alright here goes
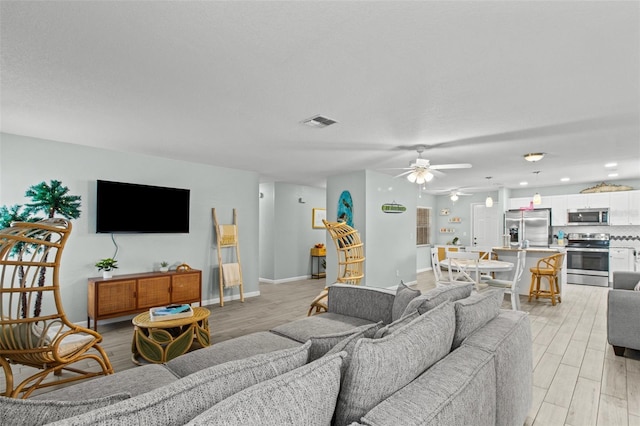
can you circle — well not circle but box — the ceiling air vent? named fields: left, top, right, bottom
left=301, top=115, right=338, bottom=128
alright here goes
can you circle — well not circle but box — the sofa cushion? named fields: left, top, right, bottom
left=270, top=312, right=374, bottom=343
left=452, top=288, right=504, bottom=349
left=403, top=283, right=473, bottom=316
left=462, top=310, right=532, bottom=426
left=32, top=364, right=178, bottom=401
left=358, top=345, right=496, bottom=426
left=165, top=331, right=301, bottom=378
left=185, top=353, right=345, bottom=425
left=0, top=393, right=130, bottom=426
left=334, top=301, right=456, bottom=426
left=373, top=310, right=419, bottom=339
left=391, top=281, right=421, bottom=321
left=47, top=342, right=311, bottom=426
left=327, top=284, right=396, bottom=324
left=308, top=322, right=382, bottom=362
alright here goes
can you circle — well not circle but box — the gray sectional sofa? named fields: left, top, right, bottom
left=0, top=282, right=533, bottom=426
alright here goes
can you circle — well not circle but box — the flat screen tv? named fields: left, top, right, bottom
left=96, top=180, right=190, bottom=233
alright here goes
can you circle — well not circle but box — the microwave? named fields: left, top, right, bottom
left=567, top=208, right=609, bottom=225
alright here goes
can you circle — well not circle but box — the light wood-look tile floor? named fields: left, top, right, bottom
left=2, top=272, right=638, bottom=426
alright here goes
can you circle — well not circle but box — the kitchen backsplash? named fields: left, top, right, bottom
left=552, top=225, right=640, bottom=250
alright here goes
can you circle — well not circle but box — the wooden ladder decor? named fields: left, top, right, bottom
left=212, top=208, right=244, bottom=307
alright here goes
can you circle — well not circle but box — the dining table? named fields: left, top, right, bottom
left=442, top=258, right=514, bottom=285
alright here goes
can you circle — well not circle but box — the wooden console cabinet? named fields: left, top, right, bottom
left=88, top=269, right=202, bottom=330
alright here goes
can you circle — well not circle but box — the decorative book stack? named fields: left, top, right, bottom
left=149, top=304, right=194, bottom=322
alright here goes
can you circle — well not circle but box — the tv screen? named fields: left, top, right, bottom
left=96, top=180, right=190, bottom=233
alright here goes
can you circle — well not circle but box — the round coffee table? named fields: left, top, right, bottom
left=131, top=306, right=211, bottom=364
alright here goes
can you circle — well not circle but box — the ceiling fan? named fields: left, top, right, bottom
left=393, top=146, right=472, bottom=185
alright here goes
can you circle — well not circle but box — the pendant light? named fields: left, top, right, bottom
left=532, top=171, right=542, bottom=205
left=485, top=177, right=493, bottom=207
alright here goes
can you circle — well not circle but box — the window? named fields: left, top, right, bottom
left=416, top=207, right=431, bottom=245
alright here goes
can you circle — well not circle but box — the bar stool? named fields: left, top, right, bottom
left=528, top=253, right=565, bottom=306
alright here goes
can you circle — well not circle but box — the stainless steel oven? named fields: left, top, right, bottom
left=566, top=233, right=610, bottom=287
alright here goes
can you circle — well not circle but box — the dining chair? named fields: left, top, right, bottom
left=528, top=252, right=565, bottom=306
left=446, top=251, right=481, bottom=287
left=482, top=249, right=526, bottom=310
left=431, top=247, right=451, bottom=286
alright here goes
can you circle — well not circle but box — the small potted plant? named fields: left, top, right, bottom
left=159, top=261, right=169, bottom=273
left=95, top=258, right=118, bottom=279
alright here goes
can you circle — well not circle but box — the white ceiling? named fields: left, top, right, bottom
left=1, top=1, right=639, bottom=193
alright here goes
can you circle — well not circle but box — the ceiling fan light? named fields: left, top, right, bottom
left=524, top=153, right=545, bottom=162
left=450, top=193, right=459, bottom=202
left=424, top=171, right=434, bottom=182
left=485, top=195, right=493, bottom=207
left=406, top=172, right=417, bottom=183
left=416, top=174, right=426, bottom=185
left=532, top=192, right=542, bottom=205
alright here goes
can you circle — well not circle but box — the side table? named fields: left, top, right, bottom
left=311, top=254, right=326, bottom=279
left=131, top=306, right=211, bottom=364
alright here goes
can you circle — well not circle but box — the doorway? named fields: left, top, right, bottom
left=471, top=203, right=501, bottom=248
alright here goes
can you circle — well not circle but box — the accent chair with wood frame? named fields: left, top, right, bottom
left=0, top=219, right=113, bottom=398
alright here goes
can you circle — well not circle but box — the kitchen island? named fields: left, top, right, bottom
left=493, top=247, right=567, bottom=297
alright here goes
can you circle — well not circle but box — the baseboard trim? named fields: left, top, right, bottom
left=417, top=267, right=433, bottom=273
left=259, top=275, right=311, bottom=284
left=203, top=291, right=260, bottom=307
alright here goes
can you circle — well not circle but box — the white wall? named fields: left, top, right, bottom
left=326, top=170, right=417, bottom=288
left=0, top=133, right=260, bottom=323
left=259, top=182, right=326, bottom=282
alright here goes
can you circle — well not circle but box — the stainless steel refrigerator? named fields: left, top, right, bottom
left=505, top=209, right=551, bottom=248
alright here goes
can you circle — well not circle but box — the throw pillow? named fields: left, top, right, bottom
left=391, top=281, right=421, bottom=321
left=403, top=282, right=473, bottom=317
left=334, top=301, right=456, bottom=426
left=452, top=288, right=505, bottom=349
left=308, top=322, right=382, bottom=362
left=185, top=353, right=345, bottom=425
left=634, top=280, right=640, bottom=291
left=373, top=310, right=420, bottom=339
left=46, top=342, right=311, bottom=426
left=0, top=393, right=130, bottom=426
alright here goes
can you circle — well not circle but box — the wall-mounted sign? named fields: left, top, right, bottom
left=381, top=202, right=406, bottom=214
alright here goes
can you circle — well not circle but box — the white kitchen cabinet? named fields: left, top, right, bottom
left=628, top=191, right=640, bottom=225
left=566, top=193, right=610, bottom=210
left=609, top=247, right=635, bottom=282
left=508, top=197, right=531, bottom=210
left=608, top=190, right=640, bottom=225
left=550, top=195, right=568, bottom=226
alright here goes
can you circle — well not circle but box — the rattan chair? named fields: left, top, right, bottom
left=0, top=219, right=113, bottom=398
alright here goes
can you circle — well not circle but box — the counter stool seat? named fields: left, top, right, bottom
left=528, top=253, right=565, bottom=306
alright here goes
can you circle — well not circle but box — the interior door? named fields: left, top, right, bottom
left=472, top=203, right=501, bottom=248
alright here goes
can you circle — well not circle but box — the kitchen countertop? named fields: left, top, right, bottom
left=493, top=247, right=565, bottom=253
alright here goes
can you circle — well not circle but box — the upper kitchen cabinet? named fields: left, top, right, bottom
left=610, top=190, right=640, bottom=225
left=550, top=195, right=568, bottom=226
left=509, top=197, right=532, bottom=210
left=566, top=193, right=610, bottom=210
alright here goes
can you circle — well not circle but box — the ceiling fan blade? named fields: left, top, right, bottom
left=431, top=169, right=446, bottom=177
left=429, top=163, right=473, bottom=170
left=393, top=170, right=413, bottom=178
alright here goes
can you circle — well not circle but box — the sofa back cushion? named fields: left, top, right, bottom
left=185, top=353, right=345, bottom=425
left=373, top=310, right=420, bottom=339
left=308, top=322, right=382, bottom=362
left=391, top=281, right=421, bottom=321
left=47, top=342, right=311, bottom=426
left=452, top=288, right=504, bottom=349
left=328, top=284, right=396, bottom=324
left=403, top=283, right=473, bottom=317
left=0, top=394, right=130, bottom=426
left=334, top=302, right=456, bottom=426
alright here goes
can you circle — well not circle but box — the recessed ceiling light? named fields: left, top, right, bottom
left=524, top=153, right=545, bottom=162
left=560, top=177, right=570, bottom=182
left=520, top=181, right=528, bottom=186
left=608, top=173, right=619, bottom=177
left=605, top=162, right=618, bottom=168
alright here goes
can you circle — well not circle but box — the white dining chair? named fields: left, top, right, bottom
left=446, top=251, right=481, bottom=287
left=431, top=247, right=451, bottom=286
left=482, top=249, right=526, bottom=310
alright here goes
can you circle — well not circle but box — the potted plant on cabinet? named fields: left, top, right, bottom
left=159, top=261, right=169, bottom=273
left=95, top=258, right=118, bottom=279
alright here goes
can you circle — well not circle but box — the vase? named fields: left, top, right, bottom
left=160, top=267, right=169, bottom=273
left=103, top=270, right=112, bottom=279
